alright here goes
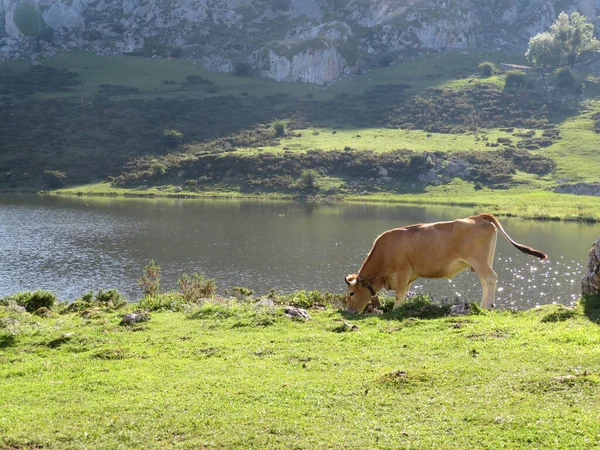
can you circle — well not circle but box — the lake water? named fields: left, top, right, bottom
left=0, top=195, right=597, bottom=309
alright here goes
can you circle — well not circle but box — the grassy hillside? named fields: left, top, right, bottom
left=2, top=292, right=600, bottom=449
left=2, top=50, right=600, bottom=220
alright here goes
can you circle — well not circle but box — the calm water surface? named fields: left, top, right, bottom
left=0, top=195, right=597, bottom=309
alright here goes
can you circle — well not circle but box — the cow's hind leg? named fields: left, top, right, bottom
left=472, top=264, right=497, bottom=309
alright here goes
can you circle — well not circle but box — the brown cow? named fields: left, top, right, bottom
left=344, top=213, right=547, bottom=313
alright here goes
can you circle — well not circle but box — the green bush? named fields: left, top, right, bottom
left=138, top=293, right=185, bottom=312
left=14, top=1, right=45, bottom=37
left=272, top=120, right=286, bottom=137
left=299, top=169, right=319, bottom=190
left=42, top=170, right=67, bottom=188
left=504, top=70, right=527, bottom=87
left=555, top=67, right=576, bottom=89
left=478, top=61, right=496, bottom=77
left=1, top=290, right=57, bottom=312
left=64, top=289, right=126, bottom=313
left=275, top=290, right=344, bottom=309
left=271, top=0, right=291, bottom=11
left=233, top=62, right=253, bottom=77
left=139, top=260, right=161, bottom=296
left=384, top=294, right=451, bottom=319
left=232, top=287, right=254, bottom=299
left=162, top=129, right=184, bottom=149
left=178, top=273, right=217, bottom=302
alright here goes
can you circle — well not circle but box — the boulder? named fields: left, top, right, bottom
left=582, top=238, right=600, bottom=296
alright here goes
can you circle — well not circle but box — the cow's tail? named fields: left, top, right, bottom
left=479, top=213, right=547, bottom=260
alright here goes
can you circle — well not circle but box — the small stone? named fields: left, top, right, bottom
left=332, top=321, right=359, bottom=332
left=34, top=307, right=53, bottom=318
left=79, top=308, right=102, bottom=319
left=448, top=304, right=470, bottom=316
left=120, top=310, right=150, bottom=325
left=284, top=306, right=311, bottom=320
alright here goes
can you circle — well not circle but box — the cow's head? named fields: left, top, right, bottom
left=344, top=274, right=374, bottom=314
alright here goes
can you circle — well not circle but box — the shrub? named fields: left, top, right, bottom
left=95, top=289, right=126, bottom=309
left=169, top=47, right=184, bottom=58
left=232, top=287, right=254, bottom=299
left=13, top=1, right=45, bottom=37
left=271, top=0, right=291, bottom=11
left=162, top=129, right=184, bottom=149
left=385, top=294, right=451, bottom=319
left=1, top=290, right=57, bottom=312
left=478, top=61, right=496, bottom=77
left=555, top=67, right=576, bottom=89
left=178, top=273, right=217, bottom=302
left=275, top=290, right=344, bottom=309
left=64, top=289, right=126, bottom=313
left=138, top=293, right=185, bottom=312
left=139, top=260, right=161, bottom=296
left=272, top=120, right=286, bottom=137
left=186, top=300, right=280, bottom=327
left=299, top=169, right=319, bottom=190
left=233, top=62, right=253, bottom=77
left=504, top=70, right=527, bottom=87
left=36, top=26, right=54, bottom=43
left=43, top=170, right=67, bottom=188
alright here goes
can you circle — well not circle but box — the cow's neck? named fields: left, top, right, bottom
left=359, top=252, right=385, bottom=293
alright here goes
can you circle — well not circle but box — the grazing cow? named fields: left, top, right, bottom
left=344, top=213, right=547, bottom=313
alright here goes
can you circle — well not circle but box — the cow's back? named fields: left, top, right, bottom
left=375, top=217, right=494, bottom=279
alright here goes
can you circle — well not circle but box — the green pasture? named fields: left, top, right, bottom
left=2, top=296, right=600, bottom=449
left=3, top=50, right=600, bottom=221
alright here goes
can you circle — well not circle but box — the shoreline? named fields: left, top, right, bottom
left=31, top=185, right=600, bottom=223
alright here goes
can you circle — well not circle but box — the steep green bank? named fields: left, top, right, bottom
left=2, top=292, right=600, bottom=449
left=2, top=51, right=600, bottom=221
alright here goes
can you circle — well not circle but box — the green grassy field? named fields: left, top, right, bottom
left=2, top=295, right=600, bottom=449
left=3, top=50, right=600, bottom=221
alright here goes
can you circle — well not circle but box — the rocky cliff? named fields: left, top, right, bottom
left=2, top=0, right=600, bottom=84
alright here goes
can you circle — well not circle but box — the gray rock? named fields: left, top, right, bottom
left=255, top=298, right=275, bottom=307
left=443, top=158, right=472, bottom=178
left=582, top=238, right=600, bottom=296
left=283, top=306, right=311, bottom=320
left=554, top=183, right=600, bottom=196
left=448, top=303, right=470, bottom=316
left=418, top=168, right=439, bottom=184
left=378, top=168, right=388, bottom=177
left=120, top=310, right=150, bottom=325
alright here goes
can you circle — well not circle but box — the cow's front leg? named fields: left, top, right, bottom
left=393, top=275, right=412, bottom=309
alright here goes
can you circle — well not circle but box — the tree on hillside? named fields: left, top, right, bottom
left=526, top=11, right=600, bottom=69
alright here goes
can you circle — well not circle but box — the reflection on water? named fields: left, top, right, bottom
left=0, top=194, right=597, bottom=309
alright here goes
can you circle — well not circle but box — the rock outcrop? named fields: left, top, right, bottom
left=2, top=0, right=600, bottom=83
left=582, top=238, right=600, bottom=296
left=554, top=183, right=600, bottom=196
